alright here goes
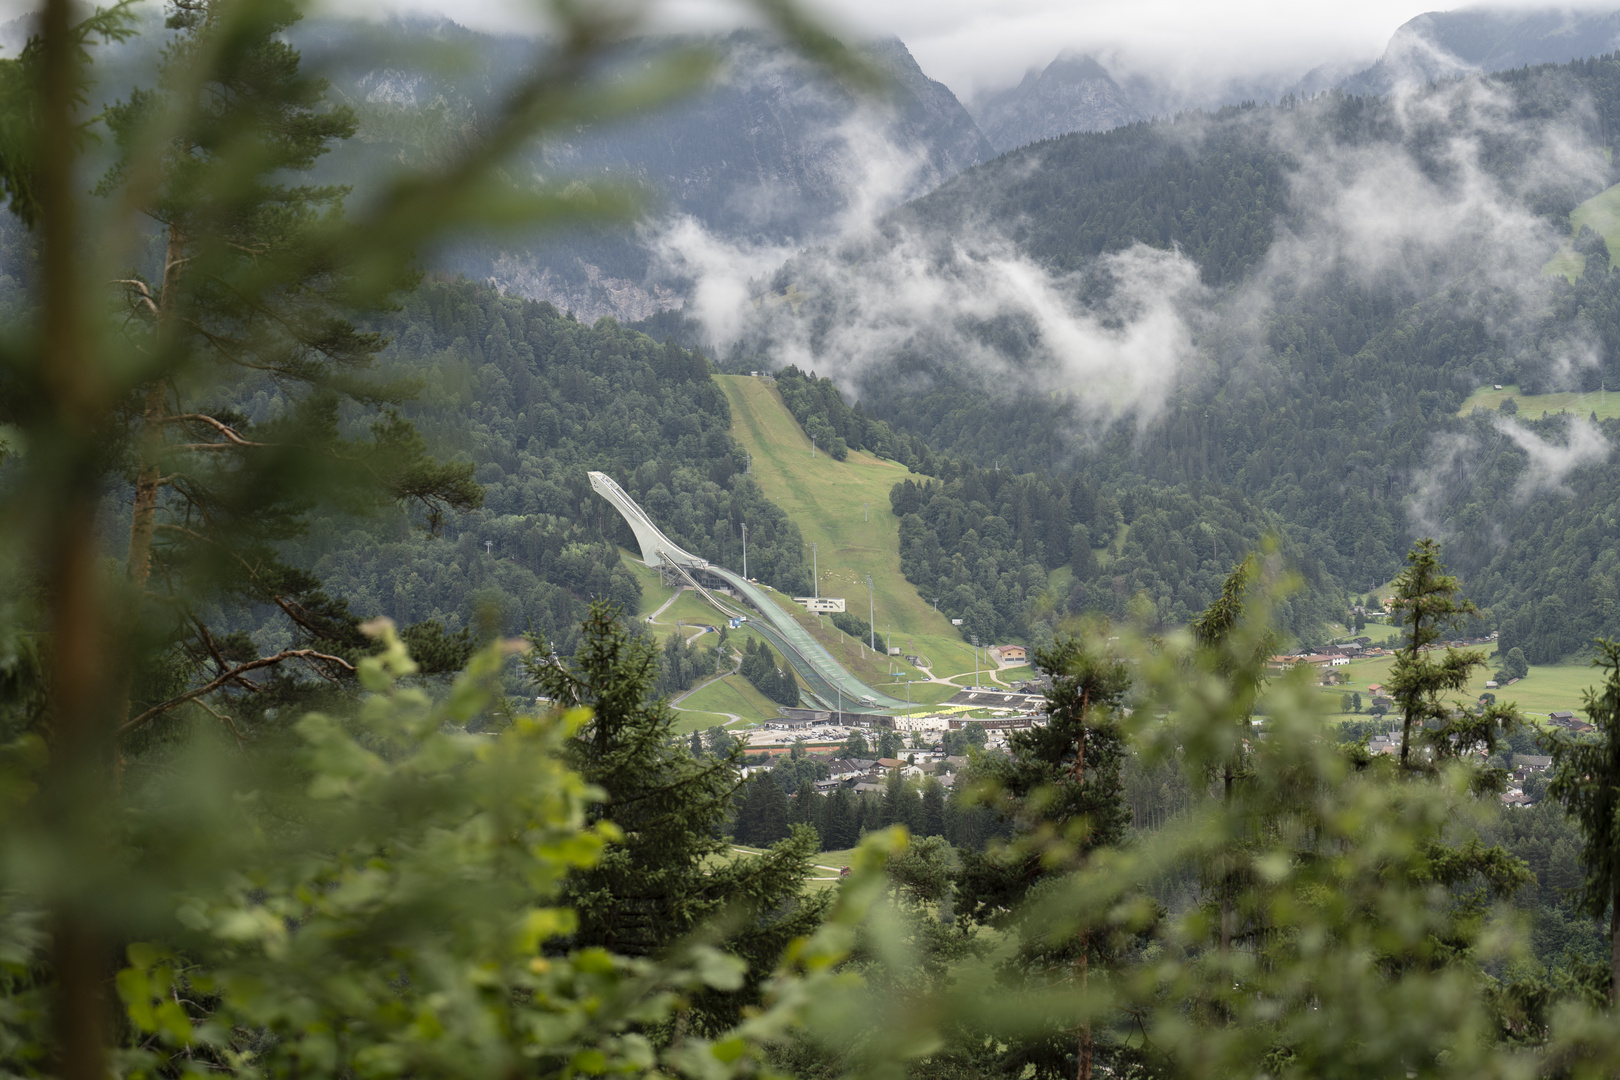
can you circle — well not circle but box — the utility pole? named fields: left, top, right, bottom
left=811, top=542, right=818, bottom=599
left=484, top=540, right=493, bottom=556
left=866, top=574, right=875, bottom=654
left=741, top=523, right=748, bottom=580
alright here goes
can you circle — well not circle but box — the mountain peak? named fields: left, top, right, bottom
left=972, top=52, right=1143, bottom=154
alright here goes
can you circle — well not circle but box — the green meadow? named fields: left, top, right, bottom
left=716, top=375, right=1011, bottom=680
left=1458, top=383, right=1620, bottom=421
left=1545, top=180, right=1620, bottom=281
left=1321, top=652, right=1606, bottom=718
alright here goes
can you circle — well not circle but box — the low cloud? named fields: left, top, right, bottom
left=1408, top=413, right=1612, bottom=537
left=1494, top=413, right=1611, bottom=501
left=658, top=211, right=1207, bottom=424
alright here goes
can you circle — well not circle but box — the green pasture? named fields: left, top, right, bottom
left=647, top=590, right=724, bottom=632
left=1458, top=383, right=1620, bottom=421
left=1320, top=652, right=1605, bottom=717
left=676, top=674, right=782, bottom=725
left=669, top=708, right=734, bottom=735
left=716, top=375, right=990, bottom=676
left=1546, top=181, right=1620, bottom=281
left=621, top=551, right=677, bottom=615
left=872, top=679, right=956, bottom=709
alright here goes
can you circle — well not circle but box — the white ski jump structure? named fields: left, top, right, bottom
left=587, top=470, right=906, bottom=713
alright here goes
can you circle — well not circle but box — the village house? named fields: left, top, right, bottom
left=992, top=644, right=1027, bottom=664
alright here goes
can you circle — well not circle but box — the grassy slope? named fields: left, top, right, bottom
left=1319, top=653, right=1604, bottom=718
left=676, top=674, right=782, bottom=727
left=716, top=374, right=988, bottom=679
left=1457, top=383, right=1620, bottom=421
left=1548, top=182, right=1620, bottom=281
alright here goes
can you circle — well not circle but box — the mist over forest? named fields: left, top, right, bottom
left=9, top=0, right=1620, bottom=1076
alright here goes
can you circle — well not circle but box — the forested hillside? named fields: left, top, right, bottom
left=258, top=279, right=810, bottom=655
left=734, top=53, right=1620, bottom=659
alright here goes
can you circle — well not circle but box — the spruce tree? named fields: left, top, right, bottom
left=1389, top=539, right=1517, bottom=780
left=920, top=777, right=946, bottom=837
left=824, top=787, right=858, bottom=849
left=526, top=603, right=824, bottom=1029
left=957, top=633, right=1132, bottom=1079
left=98, top=0, right=482, bottom=743
left=1190, top=555, right=1270, bottom=954
left=791, top=781, right=823, bottom=842
left=1545, top=639, right=1620, bottom=1001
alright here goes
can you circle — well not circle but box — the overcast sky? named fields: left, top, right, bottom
left=7, top=0, right=1614, bottom=101
left=298, top=0, right=1620, bottom=100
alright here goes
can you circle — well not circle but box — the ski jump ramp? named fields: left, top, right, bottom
left=587, top=471, right=906, bottom=713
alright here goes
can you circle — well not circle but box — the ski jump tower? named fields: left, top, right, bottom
left=587, top=471, right=907, bottom=713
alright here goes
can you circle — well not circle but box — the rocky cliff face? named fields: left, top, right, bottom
left=448, top=31, right=992, bottom=322
left=972, top=54, right=1146, bottom=154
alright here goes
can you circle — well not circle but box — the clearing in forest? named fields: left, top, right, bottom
left=715, top=374, right=987, bottom=679
left=1458, top=383, right=1620, bottom=420
left=1544, top=180, right=1620, bottom=281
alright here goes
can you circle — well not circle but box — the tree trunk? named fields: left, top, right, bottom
left=40, top=0, right=116, bottom=1073
left=124, top=222, right=185, bottom=592
left=1611, top=888, right=1619, bottom=1006
left=1074, top=687, right=1092, bottom=1080
left=113, top=223, right=186, bottom=754
left=1077, top=939, right=1092, bottom=1080
left=1221, top=765, right=1233, bottom=954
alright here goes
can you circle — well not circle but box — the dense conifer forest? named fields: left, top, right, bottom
left=724, top=55, right=1620, bottom=659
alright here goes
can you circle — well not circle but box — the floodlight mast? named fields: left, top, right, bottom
left=741, top=523, right=748, bottom=579
left=866, top=574, right=875, bottom=652
left=811, top=542, right=818, bottom=599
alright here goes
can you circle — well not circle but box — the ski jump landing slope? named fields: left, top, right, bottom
left=587, top=471, right=906, bottom=713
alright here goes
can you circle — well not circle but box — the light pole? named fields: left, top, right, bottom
left=811, top=434, right=816, bottom=458
left=811, top=542, right=818, bottom=599
left=971, top=634, right=980, bottom=689
left=741, top=522, right=748, bottom=579
left=866, top=574, right=875, bottom=654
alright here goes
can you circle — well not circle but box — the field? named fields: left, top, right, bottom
left=1457, top=383, right=1620, bottom=421
left=717, top=375, right=1000, bottom=681
left=1319, top=652, right=1605, bottom=718
left=1547, top=181, right=1620, bottom=281
left=726, top=844, right=851, bottom=888
left=673, top=674, right=782, bottom=730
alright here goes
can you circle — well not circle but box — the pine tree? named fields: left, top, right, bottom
left=957, top=632, right=1132, bottom=1080
left=920, top=777, right=946, bottom=837
left=1546, top=638, right=1620, bottom=1001
left=1190, top=555, right=1270, bottom=954
left=99, top=0, right=482, bottom=743
left=525, top=603, right=825, bottom=1029
left=1389, top=539, right=1517, bottom=780
left=824, top=787, right=858, bottom=849
left=754, top=773, right=792, bottom=845
left=791, top=782, right=823, bottom=842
